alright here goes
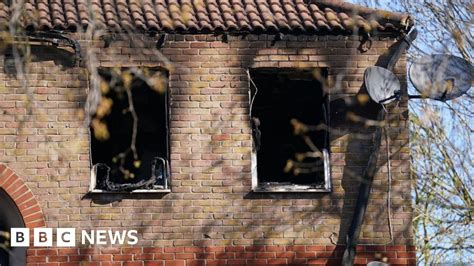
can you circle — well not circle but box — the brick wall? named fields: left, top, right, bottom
left=0, top=33, right=414, bottom=265
left=27, top=245, right=416, bottom=265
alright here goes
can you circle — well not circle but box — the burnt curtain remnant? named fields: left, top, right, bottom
left=90, top=68, right=170, bottom=191
left=250, top=68, right=329, bottom=188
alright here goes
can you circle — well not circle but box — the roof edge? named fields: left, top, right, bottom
left=311, top=0, right=414, bottom=31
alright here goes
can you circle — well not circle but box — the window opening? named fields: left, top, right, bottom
left=249, top=68, right=331, bottom=191
left=89, top=68, right=170, bottom=192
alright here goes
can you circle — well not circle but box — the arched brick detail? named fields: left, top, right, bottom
left=0, top=164, right=46, bottom=228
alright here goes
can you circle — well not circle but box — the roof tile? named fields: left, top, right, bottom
left=1, top=0, right=412, bottom=34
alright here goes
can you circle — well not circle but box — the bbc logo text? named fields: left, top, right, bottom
left=10, top=228, right=138, bottom=247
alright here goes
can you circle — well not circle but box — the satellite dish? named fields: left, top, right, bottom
left=409, top=54, right=473, bottom=101
left=364, top=66, right=401, bottom=104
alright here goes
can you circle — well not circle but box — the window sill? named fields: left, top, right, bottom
left=253, top=184, right=331, bottom=193
left=88, top=188, right=171, bottom=194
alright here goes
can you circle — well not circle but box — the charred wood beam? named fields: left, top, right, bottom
left=25, top=31, right=82, bottom=67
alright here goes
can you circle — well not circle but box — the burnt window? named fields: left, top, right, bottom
left=249, top=68, right=331, bottom=192
left=89, top=68, right=170, bottom=192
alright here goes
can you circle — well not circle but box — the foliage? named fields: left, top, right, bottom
left=356, top=0, right=473, bottom=264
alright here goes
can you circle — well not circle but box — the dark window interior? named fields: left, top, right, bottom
left=250, top=68, right=328, bottom=186
left=0, top=222, right=8, bottom=266
left=0, top=189, right=26, bottom=266
left=90, top=68, right=169, bottom=190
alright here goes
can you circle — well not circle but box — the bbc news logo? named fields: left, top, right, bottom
left=10, top=228, right=138, bottom=247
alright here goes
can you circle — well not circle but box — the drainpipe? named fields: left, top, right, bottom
left=342, top=28, right=418, bottom=265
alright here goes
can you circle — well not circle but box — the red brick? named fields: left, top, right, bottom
left=0, top=169, right=14, bottom=186
left=27, top=249, right=37, bottom=256
left=100, top=247, right=121, bottom=254
left=81, top=263, right=100, bottom=266
left=144, top=262, right=164, bottom=266
left=296, top=252, right=316, bottom=258
left=205, top=246, right=225, bottom=252
left=225, top=246, right=245, bottom=252
left=307, top=258, right=329, bottom=265
left=79, top=248, right=97, bottom=255
left=123, top=262, right=143, bottom=266
left=265, top=246, right=285, bottom=252
left=226, top=259, right=246, bottom=265
left=91, top=254, right=113, bottom=261
left=47, top=256, right=68, bottom=262
left=10, top=184, right=29, bottom=199
left=143, top=247, right=164, bottom=253
left=256, top=252, right=275, bottom=258
left=243, top=259, right=266, bottom=265
left=164, top=247, right=184, bottom=253
left=386, top=246, right=406, bottom=252
left=25, top=220, right=46, bottom=228
left=0, top=164, right=6, bottom=174
left=186, top=260, right=205, bottom=266
left=102, top=263, right=122, bottom=266
left=69, top=255, right=90, bottom=261
left=216, top=252, right=236, bottom=259
left=175, top=253, right=194, bottom=259
left=37, top=249, right=58, bottom=256
left=245, top=246, right=266, bottom=252
left=165, top=261, right=185, bottom=266
left=366, top=246, right=386, bottom=252
left=113, top=254, right=134, bottom=260
left=289, top=259, right=307, bottom=265
left=354, top=258, right=368, bottom=264
left=315, top=252, right=334, bottom=258
left=286, top=246, right=306, bottom=252
left=133, top=252, right=154, bottom=260
left=397, top=252, right=416, bottom=258
left=307, top=246, right=326, bottom=251
left=382, top=251, right=397, bottom=258
left=276, top=252, right=296, bottom=258
left=122, top=247, right=143, bottom=254
left=195, top=252, right=214, bottom=259
left=154, top=254, right=175, bottom=260
left=4, top=179, right=24, bottom=195
left=27, top=256, right=47, bottom=263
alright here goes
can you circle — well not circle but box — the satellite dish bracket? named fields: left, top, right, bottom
left=401, top=28, right=418, bottom=45
left=379, top=91, right=448, bottom=104
left=407, top=94, right=424, bottom=100
left=387, top=28, right=418, bottom=71
left=378, top=90, right=402, bottom=104
left=379, top=91, right=436, bottom=104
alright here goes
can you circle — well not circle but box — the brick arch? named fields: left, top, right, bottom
left=0, top=164, right=46, bottom=228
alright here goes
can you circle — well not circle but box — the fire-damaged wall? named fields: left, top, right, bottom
left=0, top=33, right=415, bottom=265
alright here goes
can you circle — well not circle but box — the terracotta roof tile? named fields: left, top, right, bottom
left=0, top=0, right=412, bottom=34
left=76, top=0, right=89, bottom=29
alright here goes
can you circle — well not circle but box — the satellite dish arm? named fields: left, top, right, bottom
left=387, top=28, right=418, bottom=71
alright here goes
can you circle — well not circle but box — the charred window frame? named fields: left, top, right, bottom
left=249, top=68, right=331, bottom=192
left=88, top=67, right=171, bottom=193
